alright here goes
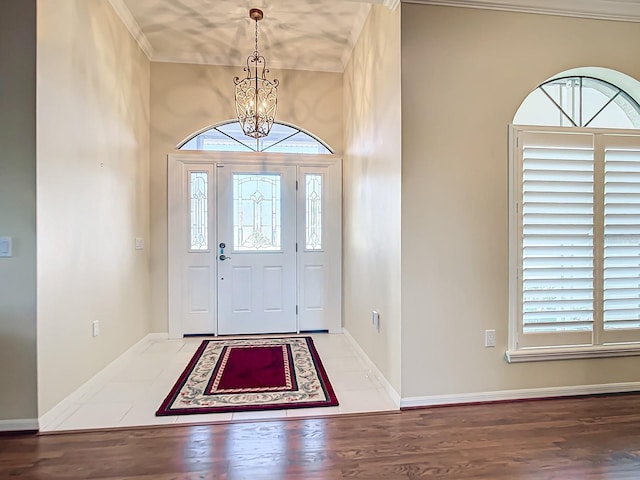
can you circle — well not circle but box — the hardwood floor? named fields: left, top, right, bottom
left=3, top=393, right=640, bottom=479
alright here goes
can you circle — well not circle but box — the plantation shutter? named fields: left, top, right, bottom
left=518, top=131, right=595, bottom=348
left=515, top=131, right=640, bottom=350
left=602, top=135, right=640, bottom=343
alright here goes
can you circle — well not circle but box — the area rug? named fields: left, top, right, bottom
left=156, top=336, right=338, bottom=415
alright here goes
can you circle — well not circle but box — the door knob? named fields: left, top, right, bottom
left=219, top=254, right=231, bottom=261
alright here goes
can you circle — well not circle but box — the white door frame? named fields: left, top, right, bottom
left=167, top=151, right=342, bottom=339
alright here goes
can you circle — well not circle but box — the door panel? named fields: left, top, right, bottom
left=217, top=164, right=297, bottom=334
left=263, top=266, right=284, bottom=311
left=182, top=265, right=214, bottom=334
left=231, top=266, right=252, bottom=312
left=303, top=265, right=324, bottom=310
left=187, top=266, right=211, bottom=312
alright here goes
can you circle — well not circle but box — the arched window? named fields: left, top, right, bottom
left=178, top=121, right=333, bottom=154
left=508, top=71, right=640, bottom=363
left=514, top=76, right=640, bottom=129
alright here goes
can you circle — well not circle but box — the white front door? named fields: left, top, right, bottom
left=216, top=164, right=297, bottom=334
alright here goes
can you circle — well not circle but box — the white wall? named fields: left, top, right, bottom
left=37, top=0, right=151, bottom=414
left=0, top=0, right=38, bottom=424
left=343, top=5, right=402, bottom=393
left=149, top=62, right=343, bottom=333
left=401, top=4, right=640, bottom=398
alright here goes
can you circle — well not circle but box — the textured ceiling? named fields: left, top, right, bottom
left=117, top=0, right=379, bottom=72
left=112, top=0, right=640, bottom=73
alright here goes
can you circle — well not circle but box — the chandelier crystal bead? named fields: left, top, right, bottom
left=233, top=8, right=279, bottom=139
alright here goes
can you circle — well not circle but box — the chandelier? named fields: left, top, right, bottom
left=233, top=8, right=279, bottom=139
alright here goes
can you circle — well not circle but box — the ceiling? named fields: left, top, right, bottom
left=110, top=0, right=640, bottom=73
left=111, top=0, right=396, bottom=73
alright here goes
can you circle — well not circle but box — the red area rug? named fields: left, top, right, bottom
left=156, top=336, right=338, bottom=415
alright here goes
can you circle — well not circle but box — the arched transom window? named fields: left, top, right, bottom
left=514, top=76, right=640, bottom=129
left=178, top=121, right=333, bottom=154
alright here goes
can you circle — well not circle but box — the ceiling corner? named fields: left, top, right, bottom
left=384, top=0, right=401, bottom=10
left=107, top=0, right=155, bottom=59
left=341, top=2, right=372, bottom=70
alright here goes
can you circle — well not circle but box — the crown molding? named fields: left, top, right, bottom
left=107, top=0, right=154, bottom=59
left=402, top=0, right=640, bottom=23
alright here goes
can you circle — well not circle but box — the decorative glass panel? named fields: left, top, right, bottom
left=233, top=174, right=281, bottom=251
left=305, top=174, right=322, bottom=250
left=189, top=172, right=208, bottom=250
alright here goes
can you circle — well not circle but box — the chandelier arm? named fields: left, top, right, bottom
left=247, top=55, right=253, bottom=76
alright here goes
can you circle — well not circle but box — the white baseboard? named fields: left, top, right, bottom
left=0, top=418, right=38, bottom=432
left=39, top=332, right=169, bottom=431
left=400, top=381, right=640, bottom=409
left=342, top=328, right=401, bottom=407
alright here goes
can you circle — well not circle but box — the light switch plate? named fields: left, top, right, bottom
left=0, top=237, right=12, bottom=257
left=135, top=237, right=144, bottom=250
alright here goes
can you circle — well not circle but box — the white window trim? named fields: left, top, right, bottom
left=506, top=343, right=640, bottom=363
left=507, top=124, right=640, bottom=362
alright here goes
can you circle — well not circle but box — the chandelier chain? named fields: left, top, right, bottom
left=254, top=17, right=259, bottom=56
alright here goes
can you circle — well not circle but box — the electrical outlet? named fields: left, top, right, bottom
left=372, top=311, right=380, bottom=333
left=92, top=320, right=100, bottom=337
left=0, top=237, right=12, bottom=257
left=485, top=329, right=496, bottom=347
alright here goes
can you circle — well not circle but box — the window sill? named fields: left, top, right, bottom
left=505, top=344, right=640, bottom=363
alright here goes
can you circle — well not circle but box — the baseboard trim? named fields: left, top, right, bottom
left=39, top=332, right=169, bottom=431
left=0, top=418, right=39, bottom=432
left=400, top=381, right=640, bottom=409
left=342, top=328, right=401, bottom=407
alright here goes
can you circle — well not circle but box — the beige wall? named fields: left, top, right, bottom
left=401, top=4, right=640, bottom=398
left=343, top=5, right=402, bottom=393
left=0, top=0, right=38, bottom=423
left=37, top=0, right=151, bottom=414
left=149, top=62, right=342, bottom=333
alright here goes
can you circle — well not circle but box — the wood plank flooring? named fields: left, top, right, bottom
left=3, top=393, right=640, bottom=479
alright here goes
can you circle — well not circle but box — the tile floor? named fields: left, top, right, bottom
left=40, top=333, right=398, bottom=432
